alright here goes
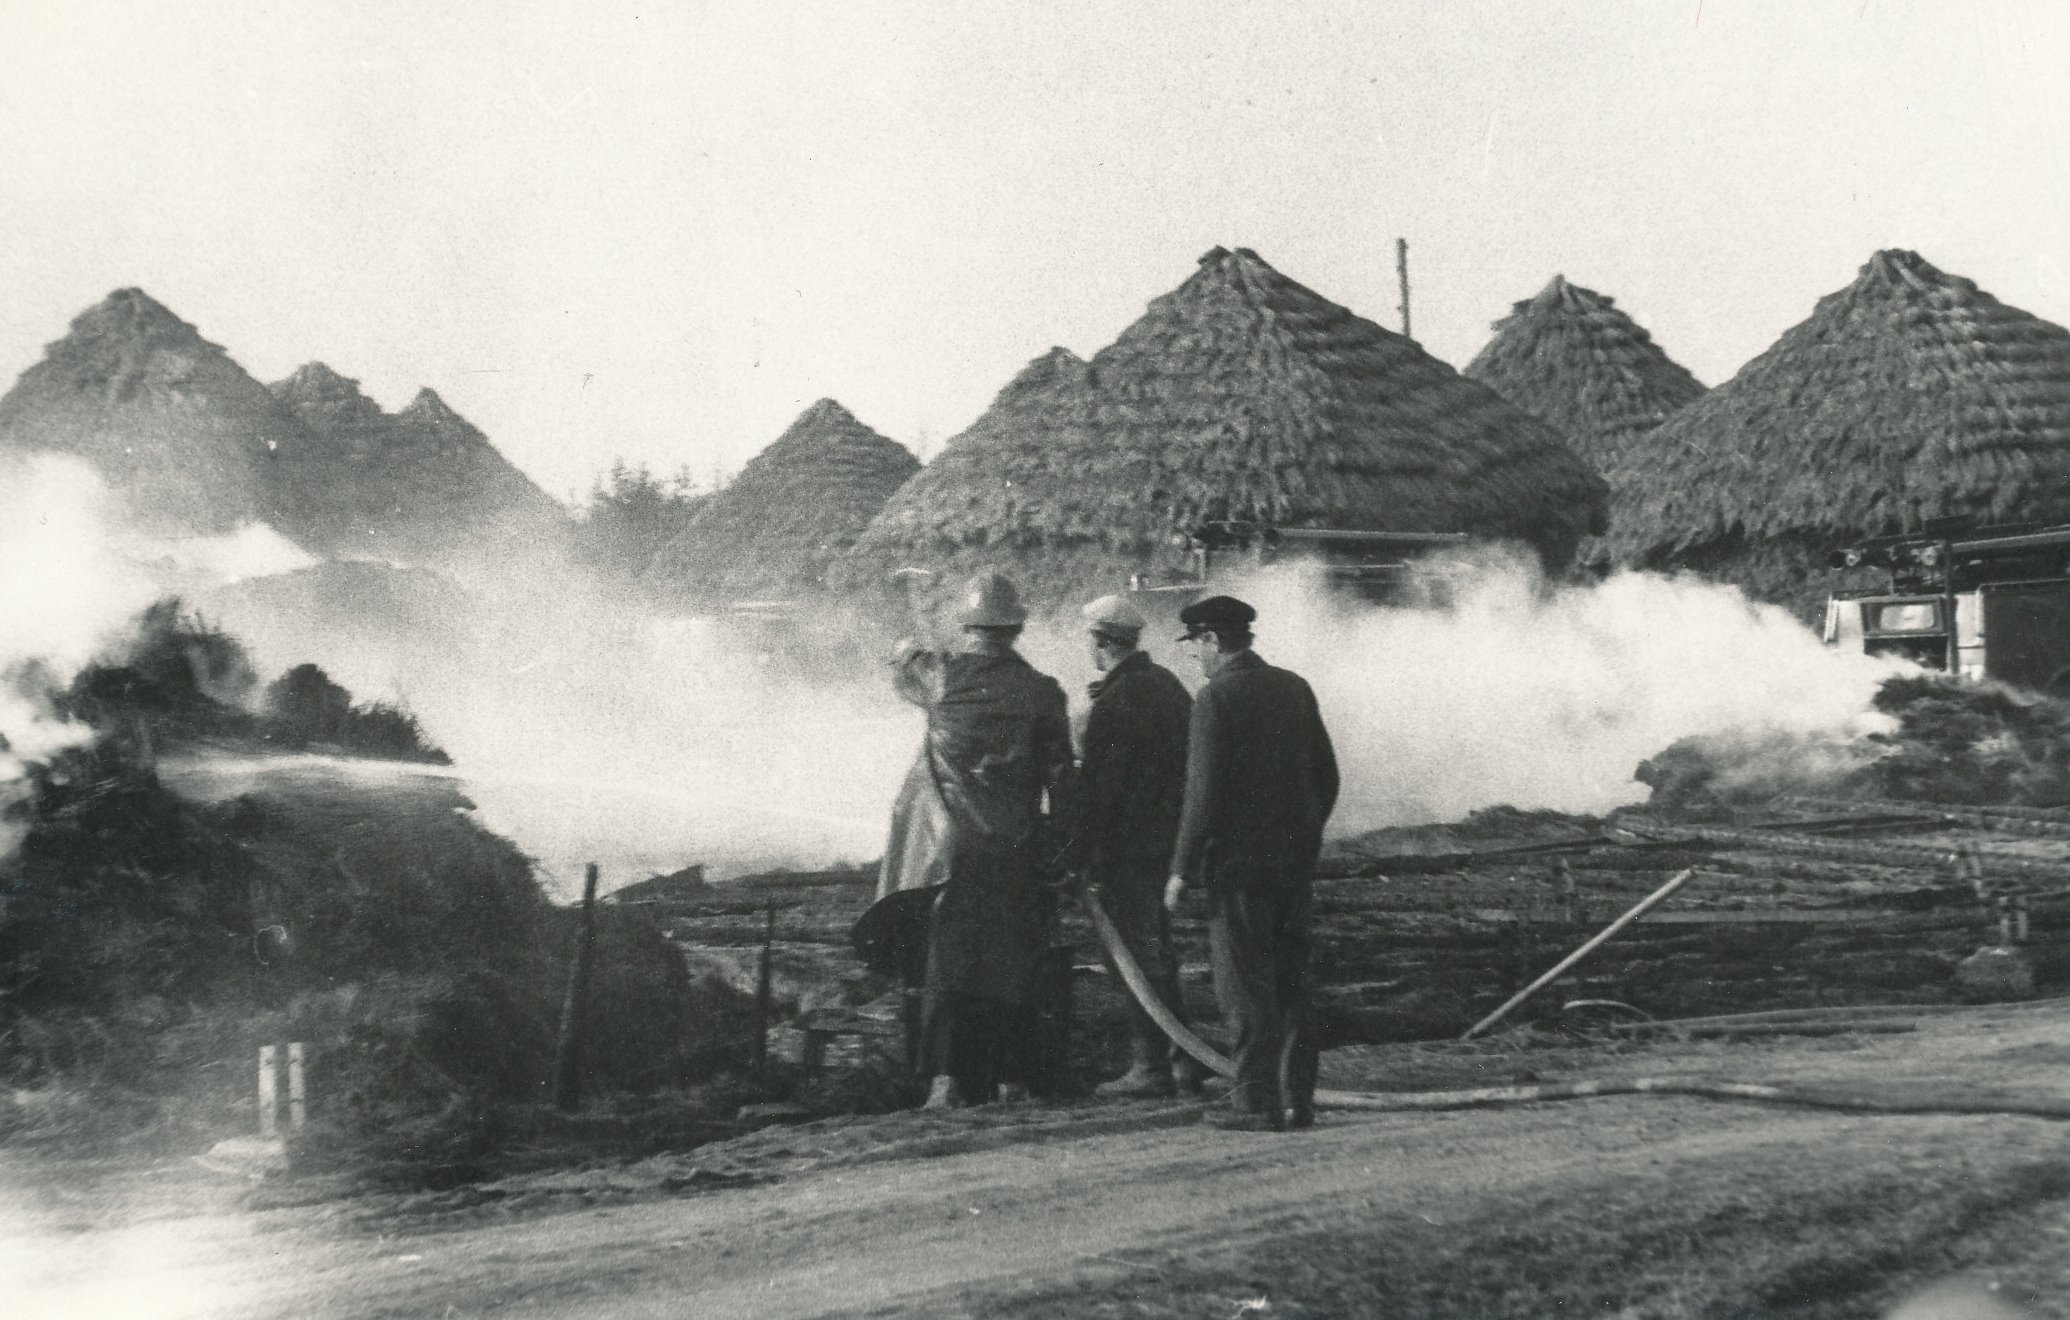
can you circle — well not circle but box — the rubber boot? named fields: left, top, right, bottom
left=922, top=1075, right=965, bottom=1111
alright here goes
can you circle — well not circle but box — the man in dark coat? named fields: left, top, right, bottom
left=875, top=570, right=1074, bottom=1110
left=1064, top=594, right=1197, bottom=1098
left=1165, top=595, right=1339, bottom=1131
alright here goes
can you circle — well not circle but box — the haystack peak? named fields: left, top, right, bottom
left=791, top=397, right=860, bottom=429
left=399, top=388, right=467, bottom=426
left=1463, top=272, right=1703, bottom=476
left=1858, top=248, right=1945, bottom=292
left=57, top=287, right=219, bottom=358
left=762, top=397, right=910, bottom=462
left=1609, top=247, right=2070, bottom=593
left=643, top=396, right=918, bottom=608
left=272, top=361, right=382, bottom=425
left=992, top=346, right=1086, bottom=409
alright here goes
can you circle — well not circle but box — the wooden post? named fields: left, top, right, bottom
left=1463, top=869, right=1696, bottom=1040
left=553, top=863, right=601, bottom=1112
left=287, top=1042, right=306, bottom=1131
left=1396, top=237, right=1412, bottom=340
left=258, top=1045, right=278, bottom=1137
left=752, top=903, right=776, bottom=1076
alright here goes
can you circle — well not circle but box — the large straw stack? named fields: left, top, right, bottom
left=1463, top=276, right=1706, bottom=570
left=838, top=247, right=1606, bottom=606
left=1610, top=249, right=2070, bottom=613
left=644, top=398, right=919, bottom=608
left=1465, top=276, right=1704, bottom=478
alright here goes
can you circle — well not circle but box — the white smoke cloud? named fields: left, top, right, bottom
left=0, top=452, right=319, bottom=825
left=1198, top=549, right=1907, bottom=831
left=196, top=573, right=920, bottom=895
left=127, top=520, right=317, bottom=585
left=114, top=532, right=1911, bottom=893
left=0, top=453, right=159, bottom=674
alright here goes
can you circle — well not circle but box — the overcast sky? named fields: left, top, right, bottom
left=3, top=0, right=2066, bottom=501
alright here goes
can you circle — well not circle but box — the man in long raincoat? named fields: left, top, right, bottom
left=874, top=569, right=1074, bottom=1109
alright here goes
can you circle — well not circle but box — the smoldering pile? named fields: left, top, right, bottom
left=1638, top=673, right=2070, bottom=810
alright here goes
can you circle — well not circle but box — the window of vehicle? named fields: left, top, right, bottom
left=1868, top=601, right=1941, bottom=633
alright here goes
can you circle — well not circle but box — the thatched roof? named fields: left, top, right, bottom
left=0, top=289, right=317, bottom=537
left=1613, top=249, right=2070, bottom=566
left=643, top=398, right=919, bottom=607
left=1463, top=276, right=1705, bottom=475
left=270, top=365, right=569, bottom=573
left=836, top=247, right=1607, bottom=605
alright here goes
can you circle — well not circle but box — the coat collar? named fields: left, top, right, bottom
left=957, top=633, right=1020, bottom=659
left=1210, top=648, right=1266, bottom=680
left=1086, top=648, right=1149, bottom=700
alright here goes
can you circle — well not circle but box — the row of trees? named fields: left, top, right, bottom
left=568, top=459, right=710, bottom=587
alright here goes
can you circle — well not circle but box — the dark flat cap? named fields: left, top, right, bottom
left=1177, top=594, right=1257, bottom=640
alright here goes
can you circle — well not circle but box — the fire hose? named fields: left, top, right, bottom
left=1081, top=886, right=2070, bottom=1120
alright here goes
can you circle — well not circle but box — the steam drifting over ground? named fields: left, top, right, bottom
left=1192, top=550, right=1907, bottom=831
left=0, top=455, right=164, bottom=826
left=1, top=455, right=1912, bottom=893
left=202, top=546, right=1912, bottom=889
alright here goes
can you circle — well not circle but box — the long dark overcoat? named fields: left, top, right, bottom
left=877, top=638, right=1071, bottom=1005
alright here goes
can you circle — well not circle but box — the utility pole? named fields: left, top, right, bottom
left=1396, top=237, right=1413, bottom=341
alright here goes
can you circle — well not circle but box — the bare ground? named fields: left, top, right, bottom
left=13, top=1001, right=2070, bottom=1319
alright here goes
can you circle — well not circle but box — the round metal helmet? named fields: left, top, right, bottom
left=957, top=570, right=1027, bottom=628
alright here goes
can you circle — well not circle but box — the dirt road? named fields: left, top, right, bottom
left=17, top=1006, right=2070, bottom=1318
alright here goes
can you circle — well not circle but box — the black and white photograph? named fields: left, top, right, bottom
left=6, top=3, right=2070, bottom=1316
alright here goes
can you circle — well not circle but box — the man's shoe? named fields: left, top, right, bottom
left=921, top=1075, right=965, bottom=1111
left=1096, top=1066, right=1175, bottom=1099
left=1170, top=1060, right=1212, bottom=1097
left=1201, top=1107, right=1285, bottom=1132
left=996, top=1081, right=1032, bottom=1105
left=1286, top=1104, right=1316, bottom=1131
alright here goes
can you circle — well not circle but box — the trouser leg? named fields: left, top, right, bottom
left=1096, top=861, right=1181, bottom=1069
left=1209, top=879, right=1283, bottom=1114
left=1277, top=879, right=1317, bottom=1115
left=921, top=992, right=1034, bottom=1100
left=1210, top=863, right=1314, bottom=1115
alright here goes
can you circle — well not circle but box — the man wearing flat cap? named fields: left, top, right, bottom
left=1065, top=594, right=1199, bottom=1098
left=873, top=569, right=1074, bottom=1111
left=1167, top=594, right=1339, bottom=1131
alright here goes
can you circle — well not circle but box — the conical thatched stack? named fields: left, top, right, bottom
left=0, top=289, right=317, bottom=537
left=643, top=398, right=919, bottom=608
left=1464, top=276, right=1705, bottom=478
left=837, top=247, right=1607, bottom=606
left=270, top=365, right=570, bottom=574
left=1611, top=249, right=2070, bottom=614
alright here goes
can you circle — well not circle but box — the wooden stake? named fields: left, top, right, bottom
left=753, top=903, right=776, bottom=1076
left=287, top=1042, right=306, bottom=1131
left=1463, top=869, right=1696, bottom=1040
left=1396, top=237, right=1412, bottom=340
left=258, top=1045, right=278, bottom=1137
left=553, top=863, right=601, bottom=1112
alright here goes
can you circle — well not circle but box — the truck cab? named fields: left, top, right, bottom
left=1824, top=524, right=2070, bottom=693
